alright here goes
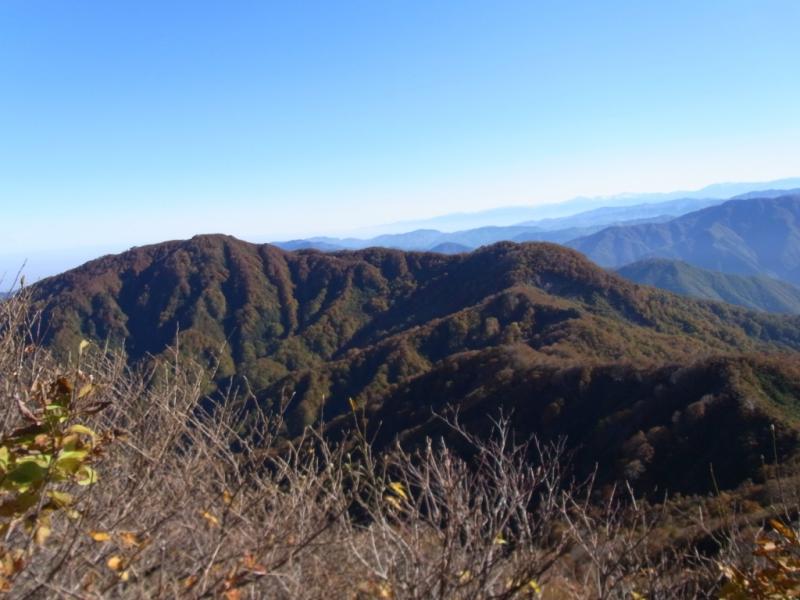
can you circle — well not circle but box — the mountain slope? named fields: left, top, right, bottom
left=34, top=235, right=800, bottom=357
left=617, top=259, right=800, bottom=314
left=429, top=242, right=471, bottom=254
left=356, top=350, right=800, bottom=495
left=29, top=235, right=800, bottom=492
left=568, top=194, right=800, bottom=285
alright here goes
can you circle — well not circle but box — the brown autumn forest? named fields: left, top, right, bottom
left=30, top=235, right=800, bottom=489
left=4, top=236, right=800, bottom=597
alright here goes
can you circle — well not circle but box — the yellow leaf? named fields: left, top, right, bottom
left=77, top=383, right=93, bottom=399
left=384, top=495, right=402, bottom=510
left=528, top=579, right=542, bottom=595
left=387, top=481, right=408, bottom=501
left=223, top=489, right=233, bottom=505
left=119, top=570, right=130, bottom=582
left=75, top=465, right=98, bottom=486
left=348, top=397, right=358, bottom=412
left=107, top=556, right=124, bottom=572
left=34, top=523, right=51, bottom=546
left=89, top=531, right=111, bottom=542
left=55, top=449, right=89, bottom=474
left=494, top=534, right=508, bottom=545
left=68, top=424, right=97, bottom=439
left=79, top=340, right=90, bottom=356
left=201, top=510, right=220, bottom=527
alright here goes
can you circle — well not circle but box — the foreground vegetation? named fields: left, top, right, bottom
left=3, top=292, right=800, bottom=598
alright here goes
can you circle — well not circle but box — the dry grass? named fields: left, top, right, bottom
left=0, top=290, right=789, bottom=599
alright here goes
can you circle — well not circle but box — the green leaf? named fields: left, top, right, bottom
left=0, top=447, right=9, bottom=471
left=47, top=490, right=73, bottom=508
left=0, top=492, right=39, bottom=517
left=16, top=453, right=52, bottom=468
left=55, top=449, right=89, bottom=475
left=6, top=461, right=47, bottom=489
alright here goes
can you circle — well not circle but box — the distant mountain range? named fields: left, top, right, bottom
left=617, top=258, right=800, bottom=314
left=276, top=201, right=709, bottom=252
left=6, top=178, right=800, bottom=284
left=273, top=189, right=800, bottom=317
left=28, top=235, right=800, bottom=493
left=348, top=177, right=800, bottom=235
left=276, top=187, right=800, bottom=254
left=569, top=193, right=800, bottom=285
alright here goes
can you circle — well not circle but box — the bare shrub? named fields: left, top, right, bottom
left=0, top=291, right=759, bottom=598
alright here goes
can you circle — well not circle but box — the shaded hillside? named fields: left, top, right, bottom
left=353, top=350, right=800, bottom=496
left=428, top=242, right=471, bottom=254
left=731, top=187, right=800, bottom=200
left=568, top=195, right=800, bottom=285
left=618, top=259, right=800, bottom=314
left=31, top=236, right=800, bottom=441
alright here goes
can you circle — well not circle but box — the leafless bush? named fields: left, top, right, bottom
left=0, top=292, right=750, bottom=598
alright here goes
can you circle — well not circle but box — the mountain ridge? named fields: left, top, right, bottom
left=274, top=188, right=800, bottom=254
left=617, top=258, right=800, bottom=314
left=568, top=194, right=800, bottom=285
left=27, top=234, right=800, bottom=492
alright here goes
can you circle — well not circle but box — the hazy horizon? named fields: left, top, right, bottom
left=4, top=174, right=800, bottom=285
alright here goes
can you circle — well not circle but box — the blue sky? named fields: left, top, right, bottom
left=1, top=1, right=799, bottom=270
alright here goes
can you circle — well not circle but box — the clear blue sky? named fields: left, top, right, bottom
left=1, top=0, right=799, bottom=261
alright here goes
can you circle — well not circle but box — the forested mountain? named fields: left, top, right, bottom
left=568, top=194, right=800, bottom=285
left=428, top=242, right=471, bottom=254
left=617, top=258, right=800, bottom=314
left=29, top=235, right=800, bottom=493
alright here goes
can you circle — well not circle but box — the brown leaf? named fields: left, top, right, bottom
left=14, top=393, right=41, bottom=424
left=223, top=589, right=241, bottom=600
left=119, top=531, right=142, bottom=548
